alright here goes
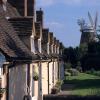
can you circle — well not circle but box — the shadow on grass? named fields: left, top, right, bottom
left=62, top=79, right=100, bottom=90
left=44, top=95, right=100, bottom=100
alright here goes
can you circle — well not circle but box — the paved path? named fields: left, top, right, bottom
left=58, top=84, right=75, bottom=95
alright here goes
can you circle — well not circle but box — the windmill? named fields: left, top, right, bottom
left=78, top=12, right=99, bottom=45
left=77, top=18, right=86, bottom=31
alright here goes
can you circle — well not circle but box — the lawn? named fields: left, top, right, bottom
left=64, top=73, right=100, bottom=96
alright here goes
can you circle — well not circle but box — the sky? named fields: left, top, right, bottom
left=36, top=0, right=100, bottom=47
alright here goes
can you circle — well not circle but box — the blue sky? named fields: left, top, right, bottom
left=36, top=0, right=100, bottom=47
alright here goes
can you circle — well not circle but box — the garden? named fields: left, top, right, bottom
left=64, top=72, right=100, bottom=96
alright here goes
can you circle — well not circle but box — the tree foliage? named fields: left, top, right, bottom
left=63, top=41, right=100, bottom=71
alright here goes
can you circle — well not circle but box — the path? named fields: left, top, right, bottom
left=58, top=84, right=75, bottom=95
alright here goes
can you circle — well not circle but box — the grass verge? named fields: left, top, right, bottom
left=64, top=73, right=100, bottom=96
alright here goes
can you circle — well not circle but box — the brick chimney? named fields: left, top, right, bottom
left=54, top=37, right=57, bottom=54
left=34, top=22, right=42, bottom=53
left=49, top=32, right=54, bottom=54
left=8, top=0, right=35, bottom=16
left=59, top=42, right=63, bottom=55
left=36, top=8, right=43, bottom=28
left=42, top=29, right=50, bottom=54
left=56, top=40, right=60, bottom=54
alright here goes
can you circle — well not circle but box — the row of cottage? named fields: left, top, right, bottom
left=0, top=0, right=64, bottom=100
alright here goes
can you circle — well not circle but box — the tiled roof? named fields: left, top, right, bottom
left=0, top=3, right=39, bottom=61
left=8, top=0, right=34, bottom=16
left=0, top=2, right=20, bottom=17
left=8, top=17, right=33, bottom=36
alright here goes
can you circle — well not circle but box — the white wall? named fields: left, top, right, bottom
left=9, top=64, right=27, bottom=100
left=41, top=62, right=48, bottom=95
left=49, top=62, right=53, bottom=93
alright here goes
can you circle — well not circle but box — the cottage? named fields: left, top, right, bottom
left=0, top=0, right=64, bottom=100
left=0, top=0, right=40, bottom=100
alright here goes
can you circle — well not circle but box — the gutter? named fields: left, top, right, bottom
left=47, top=59, right=52, bottom=94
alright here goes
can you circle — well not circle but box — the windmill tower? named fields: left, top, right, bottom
left=78, top=12, right=98, bottom=45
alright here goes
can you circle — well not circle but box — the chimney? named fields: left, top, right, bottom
left=54, top=37, right=57, bottom=54
left=49, top=32, right=54, bottom=45
left=56, top=40, right=60, bottom=54
left=8, top=0, right=35, bottom=16
left=35, top=22, right=42, bottom=53
left=42, top=29, right=49, bottom=43
left=49, top=32, right=54, bottom=54
left=59, top=42, right=63, bottom=55
left=42, top=28, right=50, bottom=54
left=36, top=8, right=43, bottom=28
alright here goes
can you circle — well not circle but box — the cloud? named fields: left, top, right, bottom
left=45, top=21, right=64, bottom=29
left=36, top=0, right=100, bottom=7
left=36, top=0, right=55, bottom=7
left=64, top=0, right=100, bottom=6
left=64, top=0, right=82, bottom=5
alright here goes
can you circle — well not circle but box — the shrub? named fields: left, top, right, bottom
left=90, top=68, right=95, bottom=73
left=0, top=88, right=6, bottom=97
left=51, top=87, right=59, bottom=94
left=69, top=68, right=79, bottom=76
left=33, top=72, right=39, bottom=81
left=55, top=80, right=63, bottom=87
left=65, top=71, right=71, bottom=76
left=76, top=66, right=82, bottom=72
left=64, top=62, right=72, bottom=69
left=51, top=80, right=63, bottom=94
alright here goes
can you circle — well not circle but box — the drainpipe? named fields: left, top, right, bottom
left=57, top=57, right=60, bottom=80
left=52, top=59, right=55, bottom=86
left=38, top=58, right=42, bottom=100
left=47, top=59, right=52, bottom=94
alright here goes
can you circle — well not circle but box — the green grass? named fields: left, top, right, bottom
left=64, top=73, right=100, bottom=96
